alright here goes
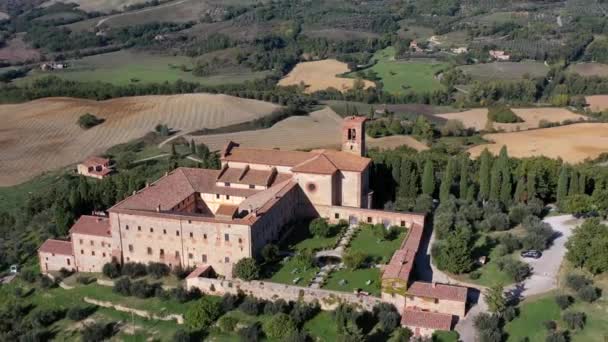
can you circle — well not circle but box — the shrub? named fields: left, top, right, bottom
left=565, top=274, right=590, bottom=291
left=498, top=234, right=522, bottom=253
left=172, top=265, right=194, bottom=279
left=488, top=105, right=522, bottom=123
left=20, top=269, right=38, bottom=283
left=102, top=262, right=121, bottom=279
left=263, top=313, right=298, bottom=339
left=239, top=322, right=262, bottom=342
left=113, top=277, right=132, bottom=296
left=130, top=280, right=157, bottom=298
left=374, top=303, right=400, bottom=332
left=31, top=309, right=64, bottom=327
left=545, top=331, right=568, bottom=342
left=577, top=285, right=600, bottom=302
left=503, top=306, right=518, bottom=322
left=290, top=301, right=319, bottom=327
left=77, top=275, right=95, bottom=285
left=309, top=218, right=331, bottom=237
left=184, top=297, right=223, bottom=330
left=232, top=258, right=260, bottom=280
left=509, top=203, right=530, bottom=225
left=39, top=275, right=55, bottom=289
left=67, top=306, right=94, bottom=321
left=470, top=270, right=481, bottom=279
left=498, top=258, right=531, bottom=282
left=264, top=299, right=289, bottom=315
left=122, top=262, right=147, bottom=278
left=147, top=262, right=170, bottom=279
left=543, top=320, right=557, bottom=331
left=59, top=267, right=72, bottom=278
left=170, top=286, right=202, bottom=303
left=239, top=296, right=261, bottom=315
left=77, top=113, right=104, bottom=129
left=343, top=250, right=367, bottom=270
left=554, top=295, right=573, bottom=310
left=473, top=313, right=500, bottom=331
left=218, top=316, right=239, bottom=333
left=81, top=322, right=114, bottom=342
left=563, top=311, right=585, bottom=330
left=261, top=244, right=280, bottom=263
left=172, top=329, right=192, bottom=342
left=221, top=293, right=242, bottom=312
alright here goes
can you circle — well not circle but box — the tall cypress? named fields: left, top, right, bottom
left=579, top=173, right=587, bottom=195
left=500, top=170, right=512, bottom=206
left=459, top=157, right=469, bottom=199
left=557, top=165, right=569, bottom=205
left=568, top=169, right=579, bottom=196
left=490, top=162, right=501, bottom=202
left=440, top=158, right=455, bottom=202
left=479, top=149, right=492, bottom=201
left=527, top=169, right=536, bottom=200
left=514, top=177, right=526, bottom=203
left=422, top=159, right=435, bottom=196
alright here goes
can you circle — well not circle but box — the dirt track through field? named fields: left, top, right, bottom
left=279, top=60, right=375, bottom=94
left=585, top=95, right=608, bottom=112
left=467, top=123, right=608, bottom=163
left=436, top=107, right=585, bottom=132
left=0, top=94, right=279, bottom=186
left=190, top=107, right=428, bottom=152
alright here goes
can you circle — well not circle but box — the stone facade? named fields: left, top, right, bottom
left=72, top=232, right=113, bottom=272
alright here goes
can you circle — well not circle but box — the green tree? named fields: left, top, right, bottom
left=343, top=250, right=367, bottom=270
left=232, top=258, right=260, bottom=280
left=479, top=149, right=492, bottom=201
left=190, top=139, right=196, bottom=154
left=489, top=162, right=501, bottom=202
left=440, top=158, right=455, bottom=202
left=566, top=218, right=608, bottom=274
left=459, top=157, right=469, bottom=199
left=309, top=218, right=331, bottom=237
left=500, top=167, right=512, bottom=206
left=185, top=297, right=223, bottom=330
left=527, top=169, right=537, bottom=200
left=262, top=313, right=297, bottom=339
left=261, top=244, right=279, bottom=264
left=431, top=226, right=474, bottom=274
left=514, top=176, right=526, bottom=203
left=557, top=166, right=569, bottom=206
left=485, top=283, right=507, bottom=313
left=422, top=159, right=435, bottom=196
left=568, top=169, right=579, bottom=196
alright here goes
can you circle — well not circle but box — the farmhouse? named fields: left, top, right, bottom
left=76, top=156, right=113, bottom=179
left=489, top=50, right=510, bottom=61
left=39, top=116, right=467, bottom=337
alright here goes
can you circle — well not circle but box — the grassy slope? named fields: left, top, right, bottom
left=19, top=50, right=270, bottom=86
left=349, top=47, right=447, bottom=94
left=348, top=227, right=406, bottom=264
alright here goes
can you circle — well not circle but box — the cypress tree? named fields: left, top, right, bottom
left=568, top=169, right=579, bottom=196
left=557, top=166, right=569, bottom=205
left=500, top=170, right=512, bottom=206
left=422, top=159, right=435, bottom=196
left=77, top=176, right=90, bottom=201
left=527, top=169, right=536, bottom=199
left=459, top=157, right=469, bottom=199
left=479, top=149, right=492, bottom=201
left=171, top=143, right=177, bottom=156
left=440, top=158, right=455, bottom=202
left=578, top=173, right=586, bottom=195
left=514, top=177, right=526, bottom=203
left=190, top=139, right=196, bottom=154
left=490, top=162, right=501, bottom=202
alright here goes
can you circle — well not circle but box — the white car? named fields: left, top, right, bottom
left=9, top=264, right=18, bottom=274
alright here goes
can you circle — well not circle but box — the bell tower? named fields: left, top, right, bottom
left=342, top=116, right=367, bottom=156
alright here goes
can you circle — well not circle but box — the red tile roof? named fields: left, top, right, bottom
left=215, top=204, right=238, bottom=219
left=407, top=281, right=468, bottom=302
left=382, top=223, right=424, bottom=282
left=344, top=116, right=367, bottom=123
left=38, top=239, right=73, bottom=256
left=186, top=265, right=211, bottom=279
left=401, top=309, right=453, bottom=331
left=81, top=157, right=110, bottom=167
left=217, top=166, right=287, bottom=187
left=69, top=215, right=111, bottom=237
left=292, top=154, right=338, bottom=174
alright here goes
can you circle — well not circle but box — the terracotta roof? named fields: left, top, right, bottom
left=89, top=168, right=112, bottom=177
left=81, top=157, right=110, bottom=167
left=69, top=215, right=111, bottom=237
left=238, top=179, right=298, bottom=217
left=407, top=281, right=468, bottom=302
left=215, top=204, right=238, bottom=219
left=217, top=166, right=286, bottom=187
left=401, top=309, right=453, bottom=331
left=38, top=239, right=73, bottom=256
left=110, top=168, right=259, bottom=212
left=344, top=115, right=367, bottom=123
left=292, top=154, right=338, bottom=174
left=186, top=265, right=211, bottom=279
left=382, top=223, right=424, bottom=282
left=221, top=145, right=371, bottom=172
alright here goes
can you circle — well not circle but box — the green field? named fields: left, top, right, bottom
left=19, top=50, right=270, bottom=86
left=348, top=227, right=407, bottom=264
left=323, top=267, right=382, bottom=296
left=458, top=61, right=549, bottom=82
left=349, top=47, right=447, bottom=94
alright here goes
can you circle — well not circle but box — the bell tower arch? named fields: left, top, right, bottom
left=341, top=116, right=367, bottom=156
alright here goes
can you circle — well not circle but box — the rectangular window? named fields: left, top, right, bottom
left=138, top=226, right=142, bottom=231
left=125, top=225, right=129, bottom=230
left=147, top=247, right=152, bottom=255
left=175, top=251, right=179, bottom=258
left=249, top=184, right=255, bottom=189
left=163, top=229, right=167, bottom=234
left=80, top=250, right=84, bottom=255
left=224, top=234, right=229, bottom=242
left=160, top=249, right=165, bottom=256
left=67, top=259, right=71, bottom=265
left=150, top=227, right=154, bottom=233
left=238, top=238, right=243, bottom=244
left=188, top=253, right=193, bottom=259
left=90, top=240, right=94, bottom=246
left=224, top=257, right=230, bottom=263
left=335, top=213, right=340, bottom=219
left=226, top=195, right=230, bottom=200
left=224, top=182, right=230, bottom=187
left=400, top=220, right=406, bottom=227
left=202, top=254, right=207, bottom=263
left=189, top=232, right=193, bottom=238
left=101, top=242, right=105, bottom=247
left=176, top=230, right=180, bottom=236
left=128, top=244, right=133, bottom=252
left=367, top=217, right=372, bottom=223
left=91, top=251, right=95, bottom=256
left=216, top=194, right=220, bottom=199
left=79, top=239, right=83, bottom=244
left=203, top=234, right=207, bottom=239
left=102, top=252, right=106, bottom=257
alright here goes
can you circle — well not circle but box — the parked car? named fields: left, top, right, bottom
left=9, top=264, right=18, bottom=274
left=520, top=250, right=542, bottom=259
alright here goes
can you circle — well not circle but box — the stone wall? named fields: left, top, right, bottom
left=315, top=205, right=425, bottom=227
left=186, top=277, right=382, bottom=311
left=83, top=297, right=183, bottom=324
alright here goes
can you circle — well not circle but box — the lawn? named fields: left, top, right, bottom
left=305, top=311, right=338, bottom=341
left=504, top=293, right=561, bottom=342
left=19, top=50, right=270, bottom=86
left=433, top=330, right=460, bottom=342
left=348, top=47, right=447, bottom=94
left=278, top=220, right=341, bottom=253
left=267, top=257, right=319, bottom=286
left=348, top=226, right=407, bottom=264
left=323, top=267, right=382, bottom=296
left=457, top=61, right=549, bottom=82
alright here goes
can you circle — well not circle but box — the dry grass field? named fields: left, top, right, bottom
left=279, top=60, right=375, bottom=94
left=190, top=107, right=428, bottom=152
left=436, top=107, right=586, bottom=132
left=0, top=94, right=280, bottom=186
left=468, top=123, right=608, bottom=163
left=585, top=95, right=608, bottom=112
left=569, top=63, right=608, bottom=77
